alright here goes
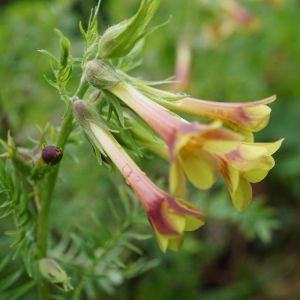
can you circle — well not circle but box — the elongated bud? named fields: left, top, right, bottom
left=39, top=258, right=72, bottom=291
left=97, top=0, right=160, bottom=59
left=85, top=60, right=120, bottom=89
left=42, top=146, right=63, bottom=165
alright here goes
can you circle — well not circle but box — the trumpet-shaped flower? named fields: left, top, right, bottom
left=166, top=96, right=276, bottom=140
left=84, top=60, right=282, bottom=210
left=131, top=83, right=275, bottom=140
left=73, top=100, right=205, bottom=252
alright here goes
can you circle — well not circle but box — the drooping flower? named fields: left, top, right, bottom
left=163, top=96, right=276, bottom=140
left=131, top=82, right=276, bottom=141
left=73, top=100, right=205, bottom=252
left=84, top=60, right=282, bottom=210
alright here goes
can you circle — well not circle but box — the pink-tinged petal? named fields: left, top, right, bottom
left=172, top=95, right=276, bottom=132
left=149, top=197, right=205, bottom=252
left=111, top=82, right=187, bottom=147
left=174, top=40, right=191, bottom=91
left=220, top=141, right=281, bottom=173
left=147, top=197, right=187, bottom=236
left=165, top=196, right=205, bottom=220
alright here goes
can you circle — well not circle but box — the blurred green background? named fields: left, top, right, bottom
left=1, top=0, right=300, bottom=299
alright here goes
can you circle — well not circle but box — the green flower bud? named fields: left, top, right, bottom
left=73, top=100, right=110, bottom=151
left=97, top=0, right=160, bottom=59
left=39, top=258, right=72, bottom=291
left=84, top=60, right=120, bottom=89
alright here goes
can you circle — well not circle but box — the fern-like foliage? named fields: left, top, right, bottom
left=48, top=186, right=157, bottom=299
left=0, top=160, right=36, bottom=299
left=0, top=160, right=36, bottom=275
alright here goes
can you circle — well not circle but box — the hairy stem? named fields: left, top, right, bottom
left=37, top=80, right=88, bottom=300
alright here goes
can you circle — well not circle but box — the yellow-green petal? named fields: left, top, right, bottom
left=243, top=156, right=275, bottom=183
left=253, top=139, right=284, bottom=156
left=153, top=229, right=169, bottom=252
left=169, top=159, right=186, bottom=196
left=184, top=214, right=205, bottom=231
left=230, top=177, right=252, bottom=211
left=239, top=144, right=268, bottom=160
left=245, top=105, right=271, bottom=132
left=167, top=212, right=186, bottom=234
left=203, top=140, right=240, bottom=154
left=167, top=236, right=183, bottom=251
left=221, top=163, right=240, bottom=193
left=181, top=150, right=217, bottom=190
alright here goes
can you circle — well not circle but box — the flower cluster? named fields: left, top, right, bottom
left=72, top=59, right=281, bottom=251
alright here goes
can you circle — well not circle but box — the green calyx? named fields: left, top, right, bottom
left=73, top=99, right=111, bottom=161
left=84, top=60, right=121, bottom=90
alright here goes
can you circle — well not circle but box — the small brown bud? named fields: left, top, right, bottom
left=42, top=146, right=63, bottom=165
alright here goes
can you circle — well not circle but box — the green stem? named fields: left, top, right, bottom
left=37, top=80, right=88, bottom=300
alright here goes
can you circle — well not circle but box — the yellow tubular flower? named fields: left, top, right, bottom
left=73, top=100, right=205, bottom=252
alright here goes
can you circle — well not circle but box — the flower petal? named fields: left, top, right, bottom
left=181, top=149, right=218, bottom=190
left=153, top=229, right=169, bottom=252
left=175, top=199, right=205, bottom=231
left=252, top=139, right=283, bottom=156
left=239, top=144, right=268, bottom=160
left=243, top=156, right=275, bottom=183
left=230, top=176, right=252, bottom=211
left=220, top=161, right=240, bottom=193
left=169, top=159, right=186, bottom=196
left=203, top=140, right=240, bottom=154
left=167, top=236, right=183, bottom=251
left=244, top=105, right=271, bottom=131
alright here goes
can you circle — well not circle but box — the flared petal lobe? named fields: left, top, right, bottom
left=219, top=139, right=283, bottom=210
left=149, top=197, right=204, bottom=252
